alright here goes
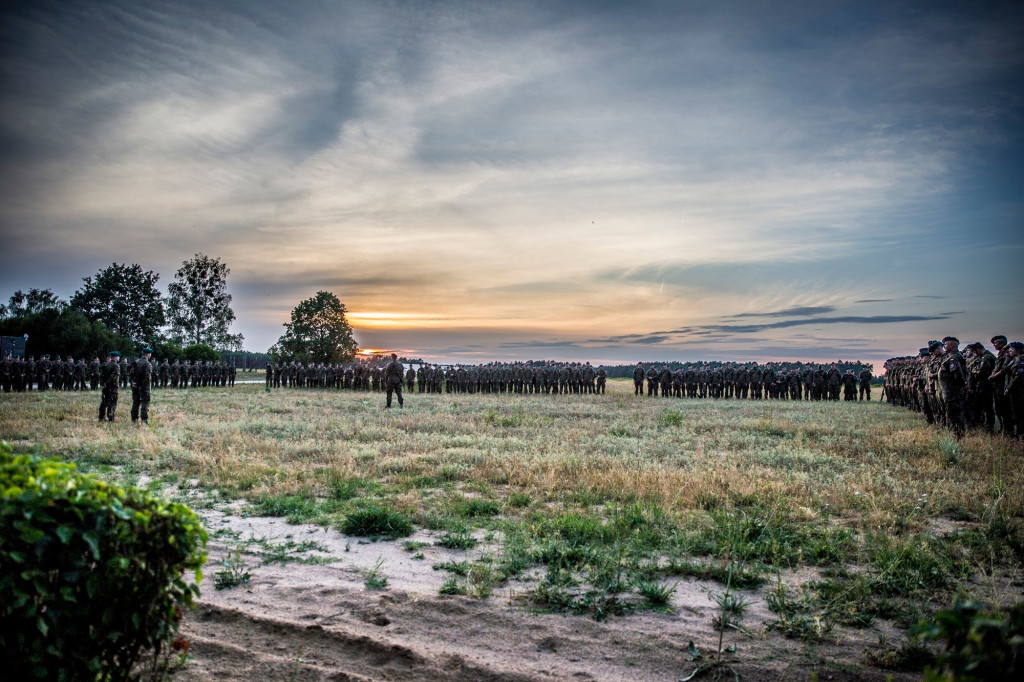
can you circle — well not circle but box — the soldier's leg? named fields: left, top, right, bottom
left=140, top=390, right=150, bottom=423
left=396, top=383, right=404, bottom=407
left=946, top=395, right=965, bottom=439
left=131, top=387, right=141, bottom=422
left=99, top=389, right=108, bottom=421
left=979, top=389, right=995, bottom=431
left=109, top=391, right=118, bottom=421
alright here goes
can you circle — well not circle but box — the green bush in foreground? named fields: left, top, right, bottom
left=0, top=442, right=208, bottom=681
left=915, top=600, right=1024, bottom=681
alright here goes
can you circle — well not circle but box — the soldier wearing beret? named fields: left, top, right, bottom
left=937, top=337, right=967, bottom=439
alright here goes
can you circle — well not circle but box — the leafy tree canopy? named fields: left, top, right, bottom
left=70, top=263, right=165, bottom=345
left=181, top=343, right=221, bottom=363
left=274, top=291, right=358, bottom=364
left=166, top=253, right=243, bottom=350
left=0, top=288, right=66, bottom=318
left=0, top=306, right=132, bottom=360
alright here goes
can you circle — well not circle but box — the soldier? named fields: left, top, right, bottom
left=89, top=356, right=101, bottom=390
left=596, top=365, right=607, bottom=394
left=632, top=363, right=645, bottom=395
left=406, top=365, right=416, bottom=391
left=160, top=358, right=170, bottom=388
left=130, top=347, right=153, bottom=424
left=74, top=358, right=87, bottom=390
left=99, top=351, right=120, bottom=422
left=384, top=353, right=404, bottom=408
left=1, top=354, right=11, bottom=393
left=1003, top=342, right=1024, bottom=439
left=119, top=357, right=130, bottom=389
left=966, top=342, right=996, bottom=430
left=646, top=364, right=659, bottom=396
left=934, top=337, right=964, bottom=438
left=229, top=362, right=236, bottom=387
left=826, top=364, right=841, bottom=401
left=37, top=354, right=50, bottom=391
left=749, top=362, right=762, bottom=399
left=858, top=367, right=873, bottom=401
left=736, top=365, right=750, bottom=399
left=990, top=335, right=1012, bottom=436
left=842, top=370, right=857, bottom=401
left=660, top=365, right=673, bottom=398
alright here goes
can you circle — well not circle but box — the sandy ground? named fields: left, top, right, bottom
left=172, top=510, right=919, bottom=681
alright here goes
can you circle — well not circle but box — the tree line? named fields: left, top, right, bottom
left=0, top=254, right=243, bottom=362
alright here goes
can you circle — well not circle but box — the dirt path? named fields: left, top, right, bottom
left=172, top=512, right=916, bottom=681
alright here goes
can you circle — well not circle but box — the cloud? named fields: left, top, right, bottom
left=730, top=306, right=837, bottom=318
left=854, top=298, right=892, bottom=303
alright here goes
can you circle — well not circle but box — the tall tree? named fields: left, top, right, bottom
left=166, top=253, right=243, bottom=350
left=70, top=263, right=165, bottom=345
left=275, top=291, right=358, bottom=363
left=1, top=288, right=66, bottom=318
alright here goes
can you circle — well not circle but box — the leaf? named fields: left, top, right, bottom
left=82, top=532, right=100, bottom=560
left=686, top=640, right=702, bottom=661
left=56, top=525, right=75, bottom=544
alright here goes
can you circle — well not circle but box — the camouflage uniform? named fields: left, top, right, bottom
left=130, top=351, right=153, bottom=424
left=99, top=353, right=120, bottom=422
left=384, top=355, right=404, bottom=408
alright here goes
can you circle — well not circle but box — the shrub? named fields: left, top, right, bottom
left=914, top=600, right=1024, bottom=681
left=0, top=442, right=208, bottom=681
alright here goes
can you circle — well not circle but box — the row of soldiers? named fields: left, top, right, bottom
left=0, top=354, right=237, bottom=392
left=630, top=362, right=872, bottom=401
left=263, top=358, right=874, bottom=401
left=883, top=335, right=1024, bottom=439
left=266, top=360, right=611, bottom=394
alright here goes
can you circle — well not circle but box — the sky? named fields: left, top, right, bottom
left=1, top=0, right=1022, bottom=365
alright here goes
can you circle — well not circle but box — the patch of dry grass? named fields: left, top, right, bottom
left=3, top=381, right=1022, bottom=523
left=3, top=380, right=1023, bottom=631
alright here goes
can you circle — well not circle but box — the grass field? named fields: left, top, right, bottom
left=3, top=378, right=1022, bottom=671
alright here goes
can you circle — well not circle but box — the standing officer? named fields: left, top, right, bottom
left=384, top=353, right=404, bottom=408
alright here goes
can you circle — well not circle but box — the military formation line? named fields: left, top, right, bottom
left=883, top=335, right=1024, bottom=440
left=261, top=359, right=874, bottom=402
left=0, top=355, right=237, bottom=392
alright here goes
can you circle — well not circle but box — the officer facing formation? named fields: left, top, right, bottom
left=384, top=353, right=404, bottom=408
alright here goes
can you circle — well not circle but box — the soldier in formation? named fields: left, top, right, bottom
left=883, top=335, right=1022, bottom=440
left=98, top=350, right=120, bottom=422
left=130, top=347, right=153, bottom=424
